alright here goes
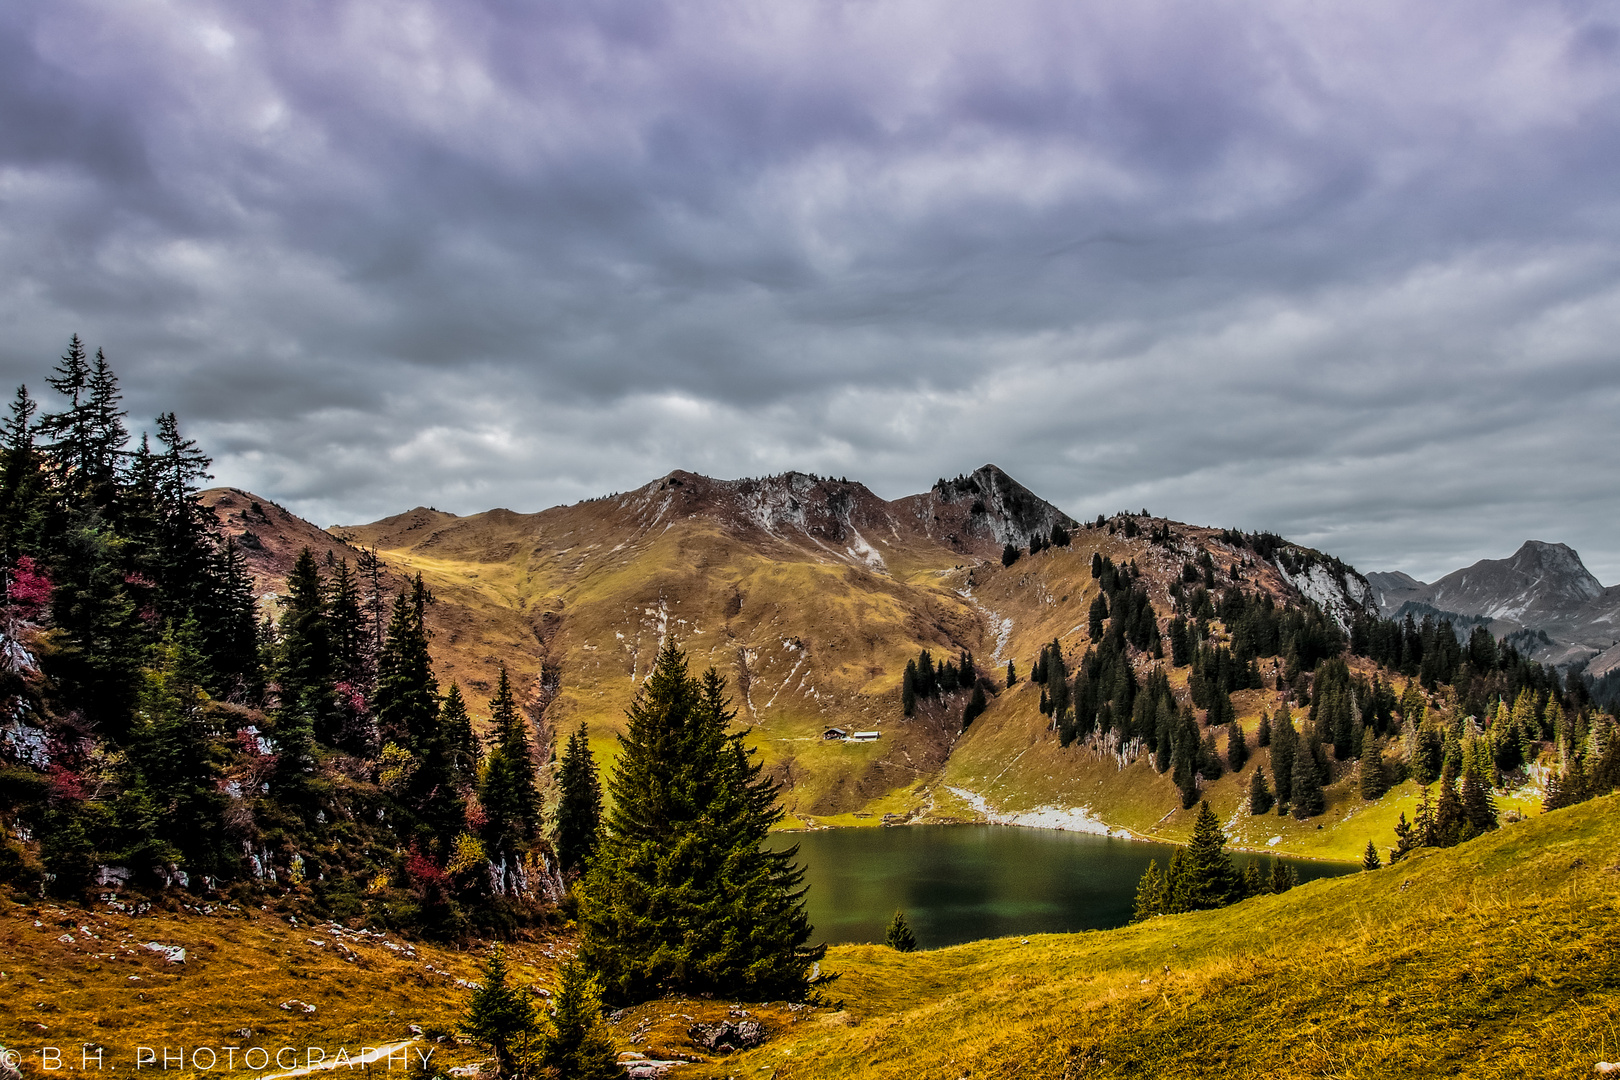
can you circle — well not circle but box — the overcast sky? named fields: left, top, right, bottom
left=3, top=1, right=1619, bottom=583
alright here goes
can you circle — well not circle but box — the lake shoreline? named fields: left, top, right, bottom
left=778, top=796, right=1361, bottom=865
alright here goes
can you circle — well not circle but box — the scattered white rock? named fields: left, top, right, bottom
left=279, top=1000, right=317, bottom=1014
left=143, top=942, right=186, bottom=964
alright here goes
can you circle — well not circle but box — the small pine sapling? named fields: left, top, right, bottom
left=886, top=909, right=917, bottom=952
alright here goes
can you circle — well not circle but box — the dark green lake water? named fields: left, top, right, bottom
left=772, top=825, right=1352, bottom=949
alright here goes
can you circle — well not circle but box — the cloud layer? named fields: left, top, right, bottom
left=2, top=0, right=1619, bottom=581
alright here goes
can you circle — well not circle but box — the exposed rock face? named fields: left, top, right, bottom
left=688, top=1019, right=766, bottom=1053
left=900, top=464, right=1079, bottom=557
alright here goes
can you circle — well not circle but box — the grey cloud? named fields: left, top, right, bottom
left=2, top=0, right=1619, bottom=582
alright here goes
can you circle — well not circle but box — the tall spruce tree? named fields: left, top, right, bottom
left=276, top=549, right=335, bottom=772
left=440, top=683, right=480, bottom=784
left=1459, top=759, right=1498, bottom=838
left=1227, top=717, right=1249, bottom=771
left=375, top=578, right=461, bottom=837
left=0, top=385, right=47, bottom=562
left=480, top=666, right=541, bottom=859
left=1290, top=728, right=1325, bottom=819
left=579, top=641, right=824, bottom=1003
left=1182, top=800, right=1238, bottom=909
left=1359, top=742, right=1388, bottom=801
left=1268, top=859, right=1298, bottom=893
left=554, top=723, right=603, bottom=877
left=1271, top=705, right=1298, bottom=810
left=1432, top=757, right=1465, bottom=846
left=1247, top=766, right=1274, bottom=815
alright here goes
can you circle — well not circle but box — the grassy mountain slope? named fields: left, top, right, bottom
left=685, top=794, right=1620, bottom=1080
left=206, top=467, right=1422, bottom=854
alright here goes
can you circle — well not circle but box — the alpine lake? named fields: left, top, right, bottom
left=771, top=824, right=1354, bottom=950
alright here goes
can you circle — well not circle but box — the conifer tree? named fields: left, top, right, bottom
left=1271, top=705, right=1297, bottom=810
left=1247, top=766, right=1274, bottom=815
left=1181, top=800, right=1237, bottom=909
left=1228, top=718, right=1249, bottom=771
left=1198, top=730, right=1224, bottom=782
left=1268, top=859, right=1297, bottom=893
left=961, top=684, right=988, bottom=729
left=1162, top=846, right=1191, bottom=913
left=0, top=384, right=47, bottom=562
left=1290, top=726, right=1325, bottom=819
left=461, top=945, right=539, bottom=1079
left=886, top=910, right=917, bottom=951
left=554, top=723, right=603, bottom=877
left=1170, top=703, right=1200, bottom=808
left=327, top=558, right=369, bottom=688
left=1132, top=860, right=1165, bottom=921
left=535, top=962, right=624, bottom=1080
left=207, top=537, right=263, bottom=702
left=275, top=549, right=334, bottom=776
left=1390, top=812, right=1416, bottom=863
left=1257, top=710, right=1271, bottom=747
left=480, top=667, right=541, bottom=858
left=579, top=642, right=824, bottom=1003
left=1361, top=840, right=1381, bottom=871
left=374, top=578, right=439, bottom=752
left=375, top=578, right=462, bottom=836
left=1359, top=742, right=1388, bottom=801
left=1001, top=543, right=1019, bottom=567
left=1459, top=759, right=1498, bottom=838
left=1432, top=757, right=1464, bottom=846
left=901, top=660, right=917, bottom=716
left=1005, top=660, right=1016, bottom=687
left=440, top=683, right=481, bottom=783
left=123, top=622, right=228, bottom=878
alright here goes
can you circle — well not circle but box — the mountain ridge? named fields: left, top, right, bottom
left=197, top=462, right=1397, bottom=842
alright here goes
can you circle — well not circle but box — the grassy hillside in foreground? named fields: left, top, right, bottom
left=684, top=794, right=1620, bottom=1080
left=3, top=797, right=1616, bottom=1079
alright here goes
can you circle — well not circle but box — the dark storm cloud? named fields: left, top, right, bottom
left=2, top=0, right=1619, bottom=580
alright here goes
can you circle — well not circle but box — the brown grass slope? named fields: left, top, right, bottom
left=7, top=796, right=1610, bottom=1080
left=216, top=467, right=1372, bottom=828
left=688, top=794, right=1620, bottom=1080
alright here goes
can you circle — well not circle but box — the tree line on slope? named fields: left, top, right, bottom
left=901, top=647, right=989, bottom=729
left=1002, top=522, right=1619, bottom=825
left=1131, top=801, right=1298, bottom=921
left=0, top=338, right=607, bottom=938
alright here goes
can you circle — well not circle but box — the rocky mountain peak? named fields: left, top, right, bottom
left=924, top=464, right=1076, bottom=552
left=1506, top=541, right=1604, bottom=601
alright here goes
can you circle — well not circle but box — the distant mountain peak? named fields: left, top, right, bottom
left=1507, top=540, right=1603, bottom=597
